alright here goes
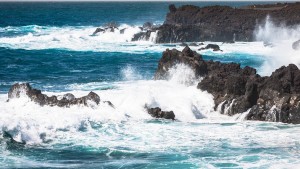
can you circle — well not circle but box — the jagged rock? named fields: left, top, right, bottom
left=292, top=40, right=300, bottom=50
left=154, top=46, right=207, bottom=79
left=92, top=22, right=120, bottom=35
left=145, top=106, right=175, bottom=120
left=7, top=83, right=109, bottom=108
left=131, top=31, right=152, bottom=41
left=154, top=3, right=300, bottom=43
left=155, top=47, right=300, bottom=124
left=199, top=44, right=222, bottom=51
left=92, top=28, right=105, bottom=35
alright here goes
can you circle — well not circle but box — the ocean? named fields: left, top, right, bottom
left=0, top=1, right=300, bottom=168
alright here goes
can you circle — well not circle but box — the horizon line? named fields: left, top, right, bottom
left=0, top=0, right=296, bottom=2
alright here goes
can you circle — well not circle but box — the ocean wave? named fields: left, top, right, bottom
left=0, top=24, right=160, bottom=53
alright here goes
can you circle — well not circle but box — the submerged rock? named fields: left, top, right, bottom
left=145, top=106, right=175, bottom=120
left=155, top=47, right=300, bottom=124
left=7, top=83, right=107, bottom=108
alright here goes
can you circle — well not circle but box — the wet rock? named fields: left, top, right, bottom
left=92, top=22, right=120, bottom=35
left=145, top=106, right=175, bottom=120
left=155, top=47, right=300, bottom=124
left=63, top=93, right=75, bottom=101
left=292, top=40, right=300, bottom=50
left=92, top=28, right=105, bottom=35
left=154, top=46, right=207, bottom=79
left=199, top=44, right=222, bottom=51
left=103, top=101, right=115, bottom=108
left=7, top=83, right=107, bottom=108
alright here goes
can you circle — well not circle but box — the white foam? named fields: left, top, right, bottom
left=254, top=16, right=300, bottom=75
left=0, top=25, right=164, bottom=54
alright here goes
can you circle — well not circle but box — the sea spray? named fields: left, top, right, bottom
left=254, top=16, right=300, bottom=75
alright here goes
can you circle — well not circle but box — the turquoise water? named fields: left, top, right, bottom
left=0, top=1, right=299, bottom=169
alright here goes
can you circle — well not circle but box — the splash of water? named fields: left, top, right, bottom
left=254, top=16, right=300, bottom=75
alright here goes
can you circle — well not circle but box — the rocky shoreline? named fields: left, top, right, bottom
left=7, top=46, right=300, bottom=124
left=131, top=2, right=300, bottom=43
left=155, top=46, right=300, bottom=124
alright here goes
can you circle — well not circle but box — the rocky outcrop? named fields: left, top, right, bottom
left=131, top=22, right=159, bottom=41
left=145, top=106, right=175, bottom=120
left=155, top=46, right=300, bottom=124
left=140, top=2, right=300, bottom=43
left=154, top=46, right=207, bottom=79
left=92, top=22, right=122, bottom=35
left=7, top=83, right=105, bottom=107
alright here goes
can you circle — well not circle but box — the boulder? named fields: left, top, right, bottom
left=145, top=106, right=175, bottom=120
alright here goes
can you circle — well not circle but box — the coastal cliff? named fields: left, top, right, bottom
left=134, top=2, right=300, bottom=43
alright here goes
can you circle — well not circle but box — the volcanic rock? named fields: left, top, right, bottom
left=155, top=46, right=300, bottom=124
left=145, top=106, right=175, bottom=120
left=7, top=83, right=106, bottom=108
left=154, top=3, right=300, bottom=43
left=154, top=46, right=207, bottom=79
left=199, top=44, right=222, bottom=51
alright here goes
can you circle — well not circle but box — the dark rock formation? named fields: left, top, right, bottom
left=154, top=46, right=207, bottom=79
left=292, top=40, right=300, bottom=50
left=132, top=30, right=155, bottom=41
left=139, top=2, right=300, bottom=43
left=92, top=22, right=121, bottom=35
left=199, top=44, right=222, bottom=51
left=92, top=28, right=105, bottom=35
left=145, top=106, right=175, bottom=120
left=7, top=83, right=104, bottom=108
left=155, top=46, right=300, bottom=124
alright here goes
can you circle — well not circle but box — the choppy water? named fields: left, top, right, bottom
left=0, top=1, right=300, bottom=169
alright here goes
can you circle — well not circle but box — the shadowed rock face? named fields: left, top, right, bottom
left=134, top=2, right=300, bottom=43
left=155, top=46, right=300, bottom=124
left=8, top=83, right=102, bottom=107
